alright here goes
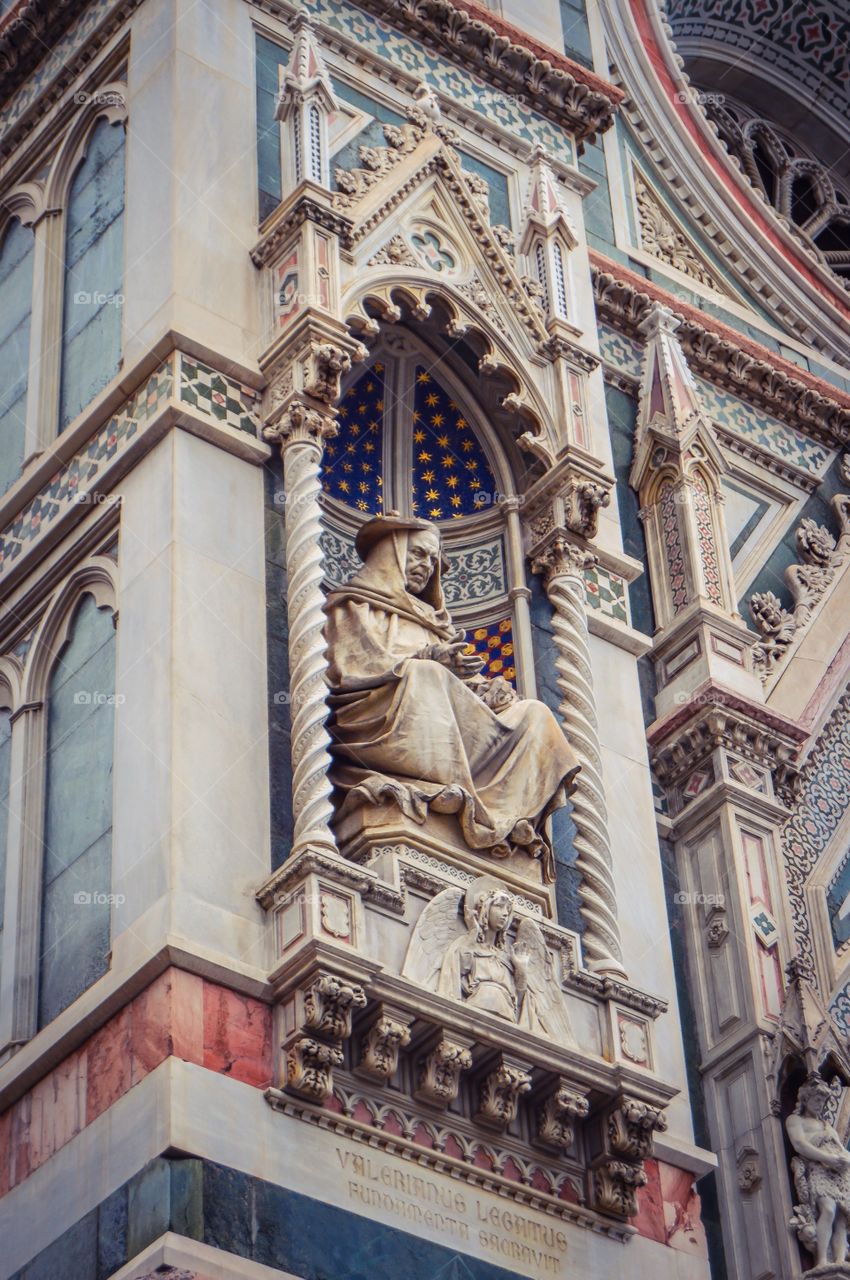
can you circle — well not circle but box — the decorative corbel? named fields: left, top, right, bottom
left=414, top=1034, right=473, bottom=1108
left=286, top=1037, right=344, bottom=1102
left=474, top=1057, right=533, bottom=1130
left=355, top=1006, right=414, bottom=1083
left=302, top=971, right=368, bottom=1041
left=535, top=1079, right=590, bottom=1152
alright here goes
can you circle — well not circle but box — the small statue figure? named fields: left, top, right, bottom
left=786, top=1073, right=850, bottom=1270
left=401, top=874, right=574, bottom=1043
left=324, top=515, right=579, bottom=880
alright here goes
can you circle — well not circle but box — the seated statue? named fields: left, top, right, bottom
left=323, top=514, right=579, bottom=880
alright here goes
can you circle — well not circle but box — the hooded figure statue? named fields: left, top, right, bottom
left=323, top=515, right=579, bottom=881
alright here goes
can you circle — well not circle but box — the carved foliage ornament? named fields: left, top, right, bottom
left=475, top=1059, right=533, bottom=1129
left=633, top=170, right=722, bottom=291
left=536, top=1080, right=590, bottom=1151
left=415, top=1035, right=473, bottom=1107
left=750, top=467, right=850, bottom=679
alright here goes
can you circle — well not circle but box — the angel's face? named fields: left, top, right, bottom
left=487, top=893, right=513, bottom=932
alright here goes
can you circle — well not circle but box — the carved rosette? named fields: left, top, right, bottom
left=286, top=1036, right=344, bottom=1102
left=414, top=1036, right=473, bottom=1108
left=356, top=1008, right=413, bottom=1083
left=475, top=1059, right=533, bottom=1130
left=530, top=534, right=626, bottom=978
left=303, top=972, right=368, bottom=1041
left=536, top=1079, right=590, bottom=1151
left=265, top=401, right=339, bottom=854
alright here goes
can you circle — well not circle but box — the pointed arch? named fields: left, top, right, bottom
left=22, top=557, right=117, bottom=705
left=44, top=84, right=128, bottom=210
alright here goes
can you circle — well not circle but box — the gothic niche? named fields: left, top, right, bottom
left=324, top=514, right=578, bottom=881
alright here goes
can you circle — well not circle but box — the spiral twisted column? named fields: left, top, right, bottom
left=533, top=537, right=626, bottom=979
left=267, top=403, right=338, bottom=855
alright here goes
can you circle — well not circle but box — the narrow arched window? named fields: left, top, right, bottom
left=0, top=218, right=34, bottom=492
left=59, top=118, right=125, bottom=432
left=38, top=594, right=116, bottom=1027
left=0, top=706, right=12, bottom=998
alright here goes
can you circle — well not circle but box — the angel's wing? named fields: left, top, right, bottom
left=515, top=917, right=575, bottom=1046
left=401, top=887, right=465, bottom=991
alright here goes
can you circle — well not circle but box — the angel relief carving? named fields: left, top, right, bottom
left=401, top=875, right=574, bottom=1043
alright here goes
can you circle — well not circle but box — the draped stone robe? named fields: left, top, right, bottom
left=324, top=525, right=579, bottom=879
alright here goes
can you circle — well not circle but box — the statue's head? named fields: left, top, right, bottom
left=403, top=527, right=441, bottom=596
left=354, top=514, right=448, bottom=608
left=795, top=1073, right=833, bottom=1118
left=465, top=876, right=514, bottom=946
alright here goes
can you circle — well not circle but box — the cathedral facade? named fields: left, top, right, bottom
left=0, top=1, right=848, bottom=1278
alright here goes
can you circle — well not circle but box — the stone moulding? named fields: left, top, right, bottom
left=648, top=681, right=807, bottom=810
left=266, top=1083, right=634, bottom=1241
left=591, top=257, right=850, bottom=449
left=339, top=0, right=623, bottom=146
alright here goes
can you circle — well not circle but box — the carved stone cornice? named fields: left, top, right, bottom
left=592, top=258, right=850, bottom=448
left=251, top=184, right=354, bottom=268
left=347, top=0, right=623, bottom=145
left=355, top=1006, right=413, bottom=1083
left=648, top=681, right=806, bottom=804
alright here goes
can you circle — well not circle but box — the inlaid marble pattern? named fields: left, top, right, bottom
left=584, top=562, right=629, bottom=623
left=598, top=324, right=643, bottom=379
left=178, top=354, right=260, bottom=437
left=784, top=689, right=850, bottom=985
left=659, top=482, right=688, bottom=613
left=465, top=616, right=516, bottom=686
left=692, top=476, right=723, bottom=605
left=303, top=0, right=574, bottom=158
left=0, top=352, right=260, bottom=574
left=0, top=361, right=173, bottom=573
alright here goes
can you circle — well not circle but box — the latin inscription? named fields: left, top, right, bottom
left=335, top=1147, right=568, bottom=1275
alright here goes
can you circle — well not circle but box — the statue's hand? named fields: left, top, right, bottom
left=429, top=638, right=486, bottom=678
left=512, top=948, right=530, bottom=986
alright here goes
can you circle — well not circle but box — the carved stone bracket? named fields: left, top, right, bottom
left=303, top=971, right=368, bottom=1041
left=355, top=1006, right=414, bottom=1083
left=286, top=1036, right=344, bottom=1102
left=607, top=1097, right=668, bottom=1160
left=535, top=1079, right=590, bottom=1152
left=475, top=1057, right=533, bottom=1130
left=592, top=1158, right=648, bottom=1218
left=414, top=1034, right=473, bottom=1108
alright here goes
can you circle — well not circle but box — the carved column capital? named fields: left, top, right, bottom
left=474, top=1056, right=533, bottom=1130
left=355, top=1005, right=413, bottom=1083
left=530, top=532, right=597, bottom=587
left=535, top=1078, right=590, bottom=1152
left=264, top=399, right=338, bottom=450
left=413, top=1034, right=473, bottom=1108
